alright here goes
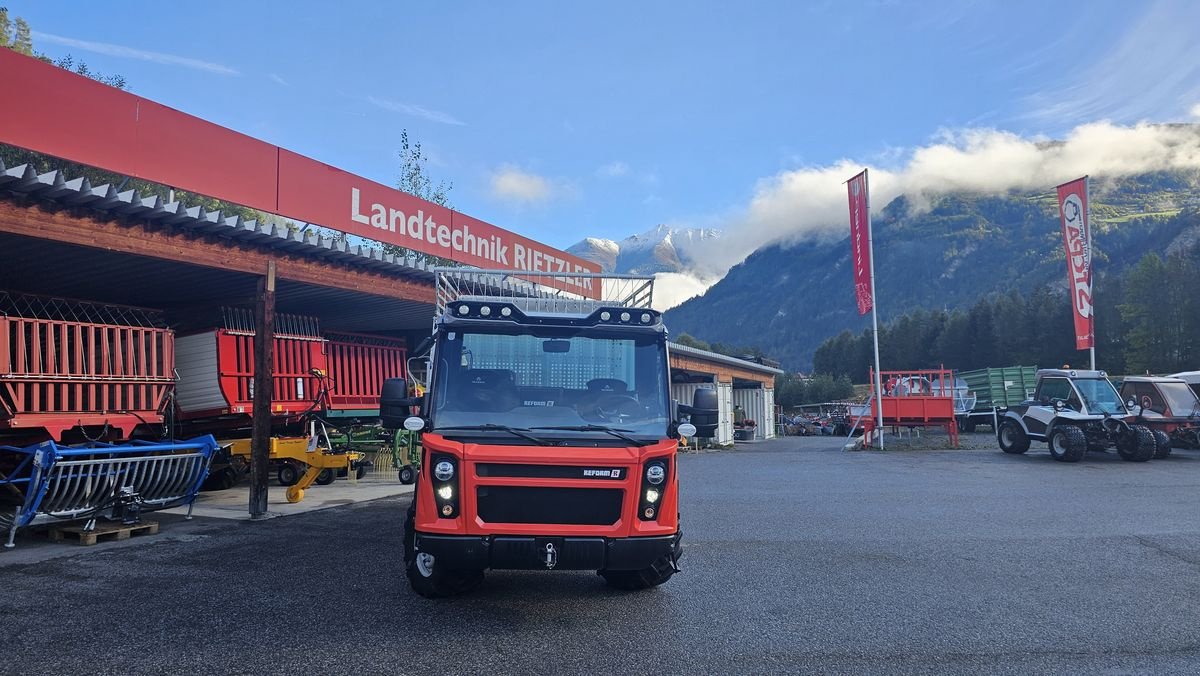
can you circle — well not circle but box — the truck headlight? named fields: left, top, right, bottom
left=645, top=488, right=660, bottom=503
left=646, top=464, right=665, bottom=485
left=434, top=461, right=454, bottom=481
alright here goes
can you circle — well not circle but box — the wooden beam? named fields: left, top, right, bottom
left=249, top=260, right=275, bottom=519
left=670, top=353, right=776, bottom=386
left=0, top=198, right=435, bottom=304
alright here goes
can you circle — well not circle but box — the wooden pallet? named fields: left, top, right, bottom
left=48, top=520, right=159, bottom=546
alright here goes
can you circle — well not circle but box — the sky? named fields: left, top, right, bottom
left=7, top=0, right=1200, bottom=262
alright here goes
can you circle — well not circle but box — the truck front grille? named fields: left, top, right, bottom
left=476, top=486, right=623, bottom=525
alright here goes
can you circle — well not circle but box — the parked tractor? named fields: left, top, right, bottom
left=995, top=369, right=1156, bottom=463
left=1118, top=376, right=1200, bottom=455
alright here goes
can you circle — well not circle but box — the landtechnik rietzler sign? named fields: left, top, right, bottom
left=0, top=48, right=599, bottom=296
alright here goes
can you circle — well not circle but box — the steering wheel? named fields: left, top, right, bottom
left=590, top=395, right=645, bottom=422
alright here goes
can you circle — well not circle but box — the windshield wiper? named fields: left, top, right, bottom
left=531, top=425, right=653, bottom=447
left=437, top=424, right=551, bottom=446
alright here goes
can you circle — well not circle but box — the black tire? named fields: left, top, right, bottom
left=1048, top=425, right=1087, bottom=463
left=316, top=468, right=336, bottom=485
left=600, top=555, right=677, bottom=590
left=277, top=463, right=301, bottom=487
left=202, top=467, right=238, bottom=491
left=1116, top=425, right=1156, bottom=462
left=398, top=465, right=416, bottom=485
left=403, top=499, right=483, bottom=598
left=356, top=464, right=368, bottom=480
left=958, top=418, right=977, bottom=434
left=1151, top=429, right=1172, bottom=459
left=997, top=419, right=1030, bottom=454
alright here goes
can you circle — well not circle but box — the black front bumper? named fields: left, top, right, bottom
left=414, top=532, right=682, bottom=571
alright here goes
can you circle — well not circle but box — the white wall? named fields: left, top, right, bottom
left=733, top=385, right=767, bottom=440
left=671, top=380, right=733, bottom=446
left=763, top=387, right=776, bottom=440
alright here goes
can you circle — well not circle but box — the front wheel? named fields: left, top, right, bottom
left=997, top=420, right=1030, bottom=454
left=398, top=465, right=416, bottom=485
left=1116, top=425, right=1155, bottom=462
left=600, top=556, right=677, bottom=591
left=403, top=500, right=483, bottom=598
left=316, top=468, right=336, bottom=485
left=1152, top=430, right=1172, bottom=459
left=1048, top=425, right=1087, bottom=462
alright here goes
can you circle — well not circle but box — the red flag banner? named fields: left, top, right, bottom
left=846, top=170, right=873, bottom=315
left=1057, top=177, right=1094, bottom=349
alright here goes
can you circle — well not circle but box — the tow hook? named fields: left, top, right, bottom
left=544, top=542, right=558, bottom=570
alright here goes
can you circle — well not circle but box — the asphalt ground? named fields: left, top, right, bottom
left=3, top=435, right=1200, bottom=674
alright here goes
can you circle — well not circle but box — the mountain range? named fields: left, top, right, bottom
left=568, top=224, right=721, bottom=275
left=660, top=169, right=1200, bottom=370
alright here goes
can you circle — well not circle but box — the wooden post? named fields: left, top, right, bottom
left=249, top=260, right=276, bottom=519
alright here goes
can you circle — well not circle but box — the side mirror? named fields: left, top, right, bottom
left=381, top=377, right=425, bottom=430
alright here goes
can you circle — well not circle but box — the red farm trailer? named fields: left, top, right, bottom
left=860, top=367, right=960, bottom=448
left=0, top=293, right=174, bottom=443
left=174, top=309, right=327, bottom=421
left=324, top=332, right=407, bottom=415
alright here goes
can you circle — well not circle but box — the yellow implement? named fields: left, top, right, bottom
left=226, top=437, right=364, bottom=504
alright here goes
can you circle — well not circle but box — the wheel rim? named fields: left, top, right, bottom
left=415, top=552, right=435, bottom=577
left=1000, top=426, right=1014, bottom=446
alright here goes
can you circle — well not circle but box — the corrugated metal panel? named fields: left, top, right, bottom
left=763, top=388, right=776, bottom=440
left=733, top=385, right=767, bottom=440
left=717, top=382, right=733, bottom=445
left=174, top=332, right=226, bottom=414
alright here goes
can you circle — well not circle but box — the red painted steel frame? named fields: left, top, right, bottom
left=414, top=434, right=679, bottom=540
left=861, top=368, right=959, bottom=447
left=324, top=333, right=406, bottom=411
left=0, top=316, right=173, bottom=440
left=215, top=331, right=326, bottom=418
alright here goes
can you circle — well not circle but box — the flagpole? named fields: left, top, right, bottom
left=1086, top=174, right=1095, bottom=370
left=865, top=169, right=885, bottom=449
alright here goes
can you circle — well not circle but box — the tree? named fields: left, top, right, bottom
left=383, top=129, right=455, bottom=265
left=674, top=333, right=711, bottom=351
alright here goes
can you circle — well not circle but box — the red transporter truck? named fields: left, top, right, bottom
left=385, top=271, right=716, bottom=597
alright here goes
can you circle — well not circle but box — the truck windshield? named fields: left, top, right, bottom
left=430, top=327, right=670, bottom=440
left=1074, top=378, right=1125, bottom=415
left=1159, top=382, right=1200, bottom=416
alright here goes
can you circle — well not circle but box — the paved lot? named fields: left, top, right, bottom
left=3, top=435, right=1200, bottom=674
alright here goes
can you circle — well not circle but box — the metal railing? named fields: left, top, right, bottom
left=1, top=435, right=219, bottom=547
left=434, top=269, right=656, bottom=316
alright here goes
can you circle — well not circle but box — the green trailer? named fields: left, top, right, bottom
left=957, top=366, right=1038, bottom=432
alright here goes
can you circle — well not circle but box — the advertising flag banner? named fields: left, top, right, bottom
left=1056, top=177, right=1094, bottom=349
left=846, top=170, right=873, bottom=315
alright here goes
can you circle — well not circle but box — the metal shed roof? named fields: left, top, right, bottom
left=0, top=160, right=437, bottom=282
left=668, top=342, right=784, bottom=376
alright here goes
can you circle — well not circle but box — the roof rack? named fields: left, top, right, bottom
left=434, top=268, right=655, bottom=316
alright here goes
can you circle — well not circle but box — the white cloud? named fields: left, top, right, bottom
left=268, top=73, right=289, bottom=86
left=1024, top=1, right=1200, bottom=124
left=366, top=96, right=465, bottom=126
left=1192, top=103, right=1200, bottom=120
left=31, top=31, right=239, bottom=75
left=597, top=161, right=629, bottom=178
left=687, top=121, right=1200, bottom=276
left=652, top=272, right=718, bottom=312
left=490, top=165, right=555, bottom=205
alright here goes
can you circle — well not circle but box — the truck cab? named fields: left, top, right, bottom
left=389, top=274, right=712, bottom=597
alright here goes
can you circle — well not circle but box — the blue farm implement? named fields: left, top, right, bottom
left=1, top=435, right=219, bottom=547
